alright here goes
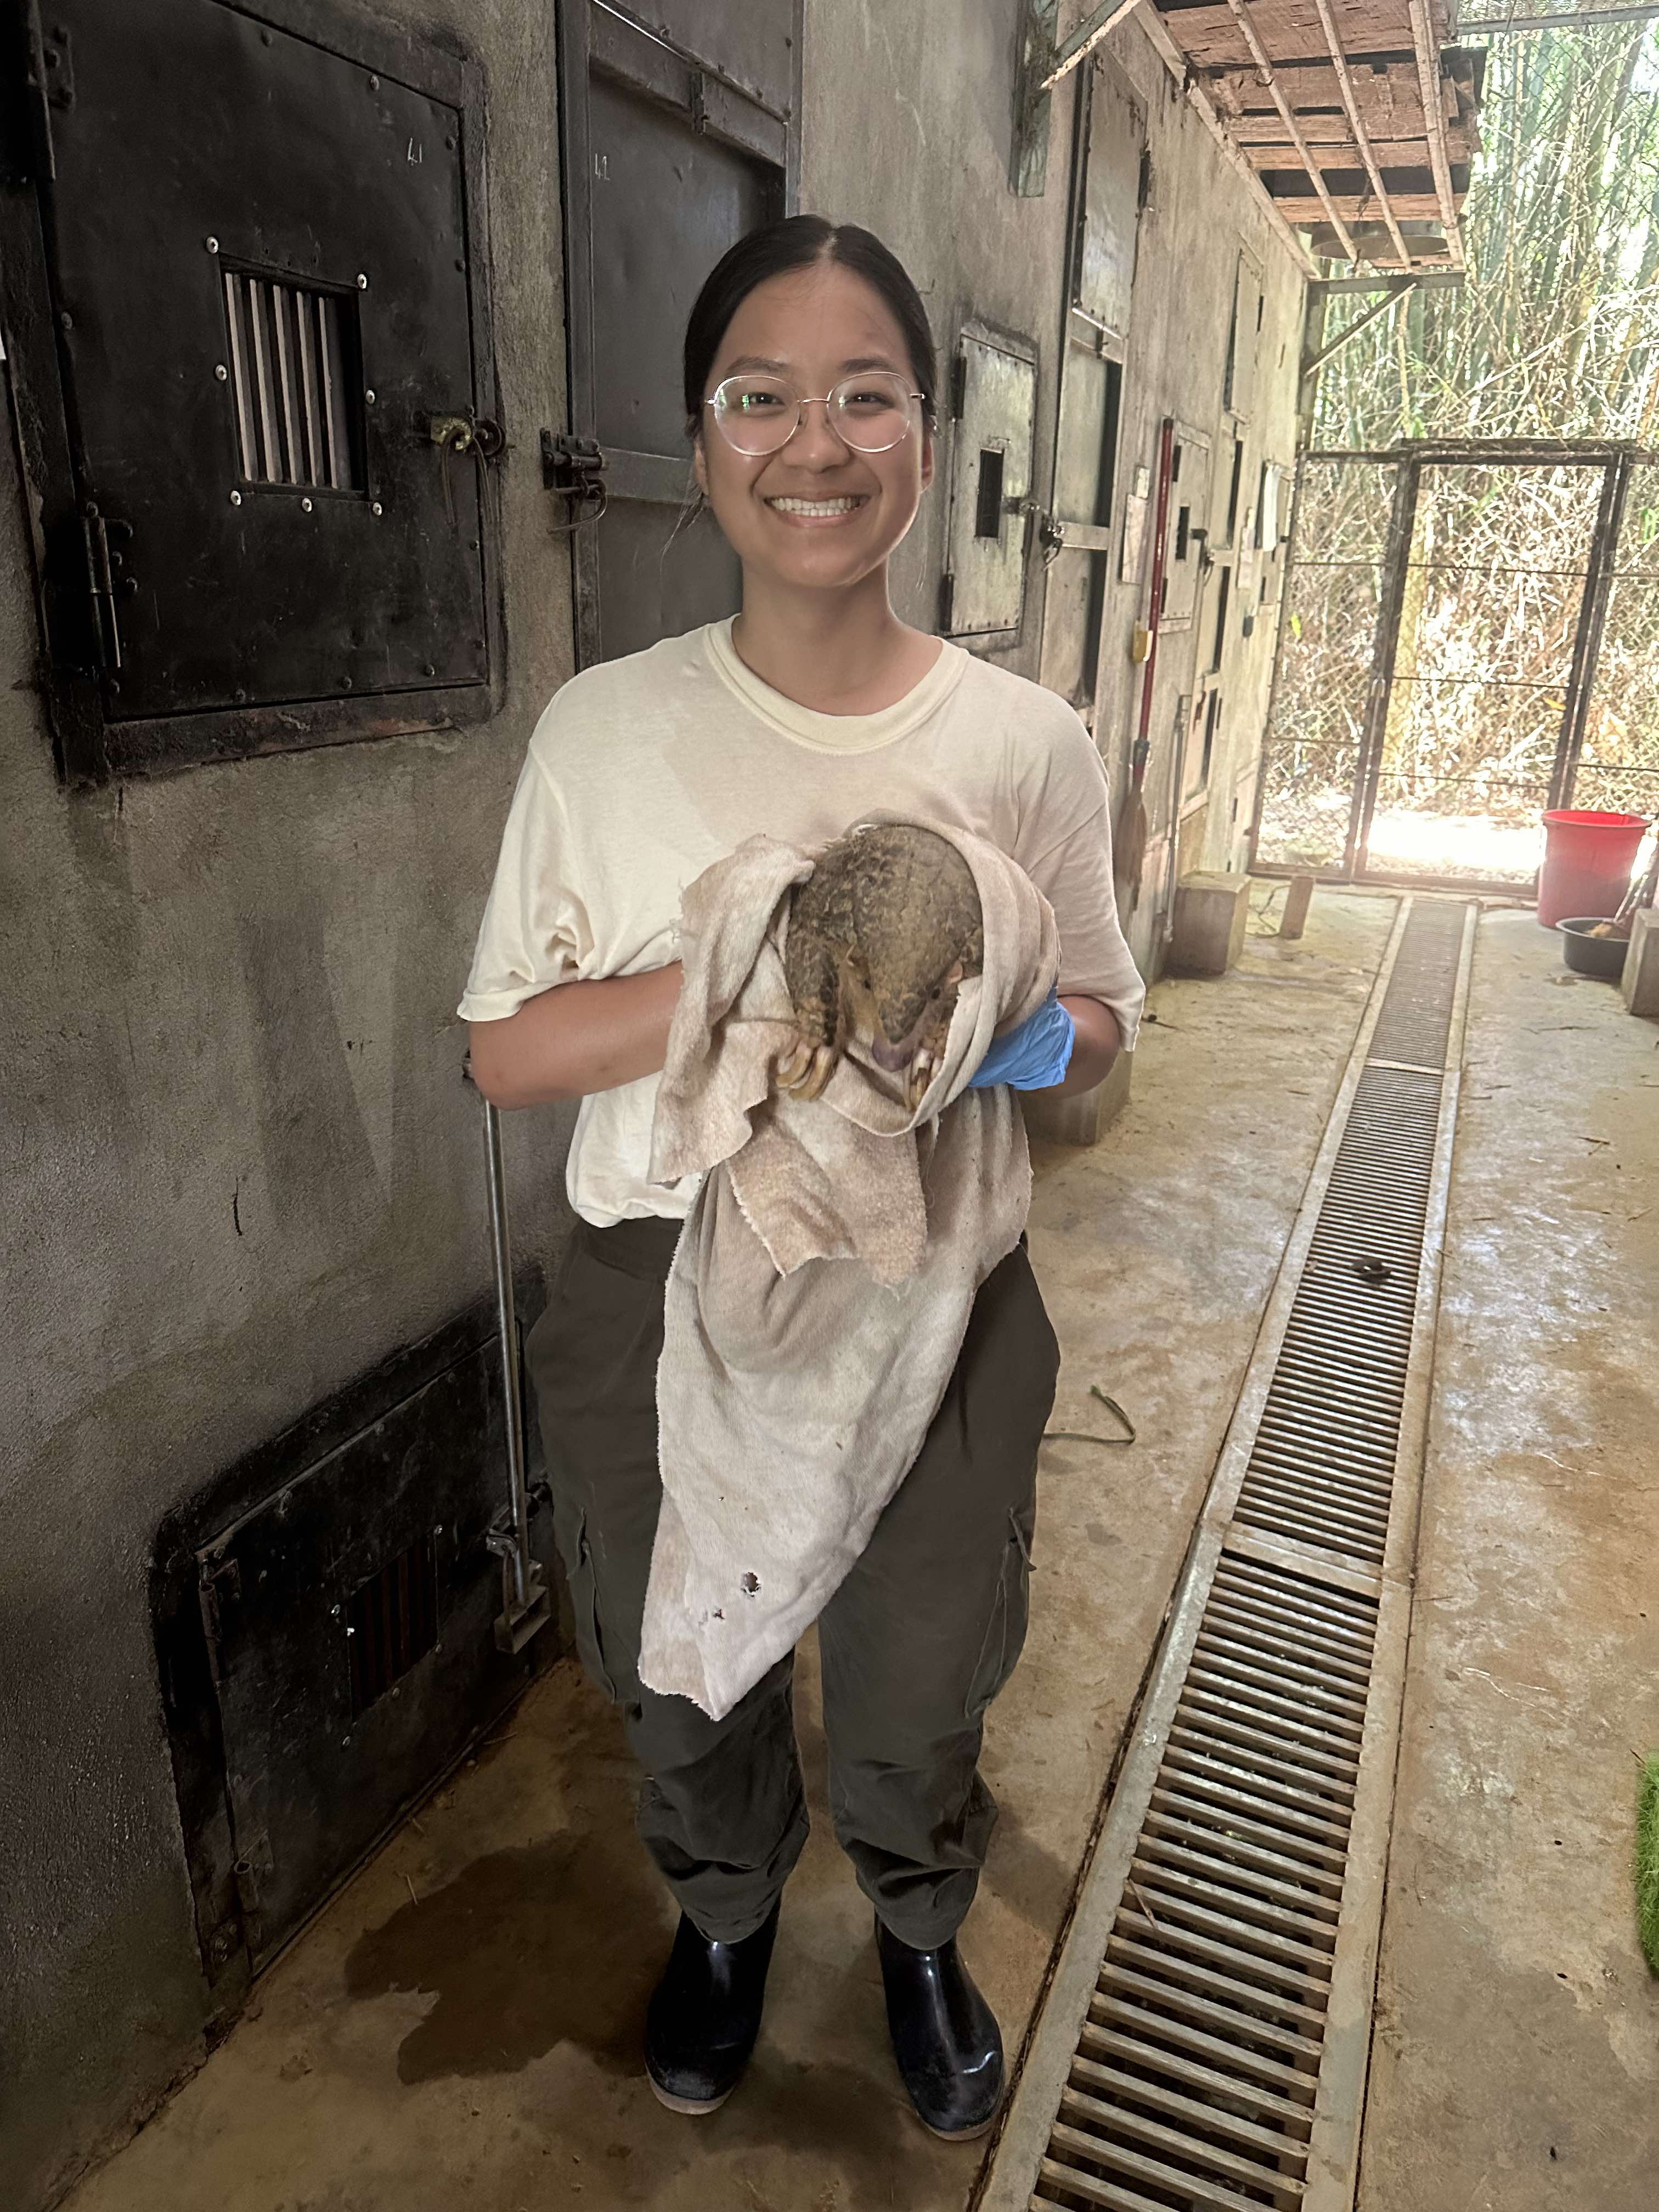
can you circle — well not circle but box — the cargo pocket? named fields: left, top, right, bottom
left=964, top=1504, right=1035, bottom=1722
left=564, top=1508, right=619, bottom=1703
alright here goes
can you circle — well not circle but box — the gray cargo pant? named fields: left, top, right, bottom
left=526, top=1215, right=1060, bottom=1950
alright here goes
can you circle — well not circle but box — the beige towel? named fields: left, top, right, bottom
left=640, top=814, right=1060, bottom=1719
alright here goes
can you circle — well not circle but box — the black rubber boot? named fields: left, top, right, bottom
left=644, top=1900, right=781, bottom=2114
left=875, top=1915, right=1006, bottom=2140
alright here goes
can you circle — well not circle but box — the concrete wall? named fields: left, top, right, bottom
left=0, top=4, right=1305, bottom=2205
left=803, top=6, right=1304, bottom=975
left=0, top=5, right=578, bottom=2205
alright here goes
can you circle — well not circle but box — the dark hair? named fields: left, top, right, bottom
left=682, top=215, right=937, bottom=438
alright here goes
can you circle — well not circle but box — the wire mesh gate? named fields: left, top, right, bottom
left=1254, top=439, right=1659, bottom=893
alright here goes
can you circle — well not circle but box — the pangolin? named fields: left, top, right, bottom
left=776, top=823, right=984, bottom=1111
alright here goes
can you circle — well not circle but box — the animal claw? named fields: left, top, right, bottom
left=795, top=1044, right=838, bottom=1101
left=776, top=1036, right=838, bottom=1100
left=906, top=1050, right=939, bottom=1111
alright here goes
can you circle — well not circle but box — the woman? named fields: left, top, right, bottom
left=461, top=216, right=1144, bottom=2138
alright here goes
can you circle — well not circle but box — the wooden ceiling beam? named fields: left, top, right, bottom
left=1221, top=0, right=1361, bottom=258
left=1408, top=0, right=1465, bottom=267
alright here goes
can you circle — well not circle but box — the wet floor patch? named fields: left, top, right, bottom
left=343, top=1830, right=671, bottom=2081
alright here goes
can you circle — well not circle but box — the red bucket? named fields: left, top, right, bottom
left=1537, top=810, right=1649, bottom=928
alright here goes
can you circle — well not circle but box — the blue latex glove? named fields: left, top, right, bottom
left=967, top=987, right=1075, bottom=1091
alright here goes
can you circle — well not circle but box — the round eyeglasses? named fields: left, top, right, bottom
left=707, top=370, right=926, bottom=456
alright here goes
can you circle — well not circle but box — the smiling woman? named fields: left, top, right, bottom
left=458, top=211, right=1144, bottom=2143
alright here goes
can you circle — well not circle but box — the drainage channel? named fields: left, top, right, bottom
left=980, top=895, right=1475, bottom=2212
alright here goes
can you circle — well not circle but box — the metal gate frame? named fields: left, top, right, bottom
left=1251, top=436, right=1657, bottom=895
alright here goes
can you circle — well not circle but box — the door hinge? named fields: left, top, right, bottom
left=197, top=1553, right=241, bottom=1684
left=939, top=571, right=955, bottom=633
left=540, top=431, right=608, bottom=528
left=79, top=504, right=129, bottom=675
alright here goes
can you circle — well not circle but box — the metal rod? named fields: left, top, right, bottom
left=1351, top=455, right=1422, bottom=878
left=1407, top=0, right=1466, bottom=270
left=1223, top=0, right=1360, bottom=261
left=1310, top=272, right=1465, bottom=296
left=1309, top=0, right=1415, bottom=268
left=1300, top=279, right=1420, bottom=380
left=1553, top=449, right=1632, bottom=808
left=1462, top=3, right=1659, bottom=29
left=482, top=1096, right=532, bottom=1616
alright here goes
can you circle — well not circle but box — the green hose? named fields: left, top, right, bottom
left=1639, top=1752, right=1659, bottom=1977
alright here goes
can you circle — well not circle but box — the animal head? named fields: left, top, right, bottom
left=847, top=949, right=968, bottom=1070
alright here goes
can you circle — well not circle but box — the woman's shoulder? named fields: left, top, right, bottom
left=947, top=651, right=1095, bottom=753
left=526, top=625, right=716, bottom=774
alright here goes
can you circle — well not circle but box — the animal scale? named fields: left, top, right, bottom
left=776, top=824, right=984, bottom=1111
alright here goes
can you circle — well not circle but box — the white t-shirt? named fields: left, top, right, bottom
left=459, top=618, right=1146, bottom=1225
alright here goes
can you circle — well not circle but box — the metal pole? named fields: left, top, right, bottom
left=477, top=1082, right=551, bottom=1655
left=1350, top=454, right=1422, bottom=879
left=1552, top=450, right=1632, bottom=810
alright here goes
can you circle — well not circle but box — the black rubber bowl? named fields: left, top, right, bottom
left=1558, top=917, right=1629, bottom=979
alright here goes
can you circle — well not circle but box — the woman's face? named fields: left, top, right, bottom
left=694, top=262, right=933, bottom=595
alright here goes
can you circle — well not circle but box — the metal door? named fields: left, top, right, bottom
left=556, top=1, right=799, bottom=665
left=1038, top=57, right=1143, bottom=714
left=0, top=0, right=498, bottom=780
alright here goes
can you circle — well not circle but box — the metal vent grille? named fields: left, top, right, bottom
left=346, top=1536, right=438, bottom=1718
left=222, top=269, right=364, bottom=493
left=1036, top=1553, right=1375, bottom=2212
left=1231, top=1063, right=1441, bottom=1568
left=1364, top=900, right=1464, bottom=1068
left=984, top=896, right=1474, bottom=2212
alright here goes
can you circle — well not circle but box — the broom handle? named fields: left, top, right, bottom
left=1136, top=417, right=1178, bottom=750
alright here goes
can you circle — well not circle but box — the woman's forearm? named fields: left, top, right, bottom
left=468, top=964, right=684, bottom=1108
left=1048, top=996, right=1122, bottom=1098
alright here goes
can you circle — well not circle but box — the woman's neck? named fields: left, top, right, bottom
left=731, top=569, right=942, bottom=716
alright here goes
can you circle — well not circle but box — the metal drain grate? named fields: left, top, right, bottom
left=1364, top=901, right=1464, bottom=1069
left=1231, top=1065, right=1441, bottom=1569
left=983, top=896, right=1475, bottom=2212
left=1037, top=1553, right=1376, bottom=2212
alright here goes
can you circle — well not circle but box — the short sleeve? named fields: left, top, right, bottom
left=1020, top=714, right=1146, bottom=1052
left=457, top=748, right=594, bottom=1022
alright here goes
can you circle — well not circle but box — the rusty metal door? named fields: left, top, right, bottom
left=1256, top=443, right=1633, bottom=893
left=555, top=1, right=799, bottom=665
left=1038, top=56, right=1143, bottom=718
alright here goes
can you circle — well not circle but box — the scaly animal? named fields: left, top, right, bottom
left=775, top=824, right=984, bottom=1110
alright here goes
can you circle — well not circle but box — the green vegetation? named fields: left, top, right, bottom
left=1316, top=23, right=1659, bottom=448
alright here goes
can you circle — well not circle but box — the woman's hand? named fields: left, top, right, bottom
left=966, top=989, right=1120, bottom=1098
left=467, top=964, right=684, bottom=1109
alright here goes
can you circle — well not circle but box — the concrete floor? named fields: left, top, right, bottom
left=1357, top=909, right=1659, bottom=2212
left=61, top=890, right=1395, bottom=2212
left=63, top=891, right=1657, bottom=2212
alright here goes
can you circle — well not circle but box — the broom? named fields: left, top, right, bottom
left=1114, top=736, right=1149, bottom=911
left=1115, top=419, right=1176, bottom=916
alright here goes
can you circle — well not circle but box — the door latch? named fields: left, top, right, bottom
left=541, top=432, right=608, bottom=528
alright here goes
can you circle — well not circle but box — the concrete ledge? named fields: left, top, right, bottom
left=1620, top=906, right=1659, bottom=1017
left=1169, top=871, right=1250, bottom=977
left=1022, top=1043, right=1132, bottom=1147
